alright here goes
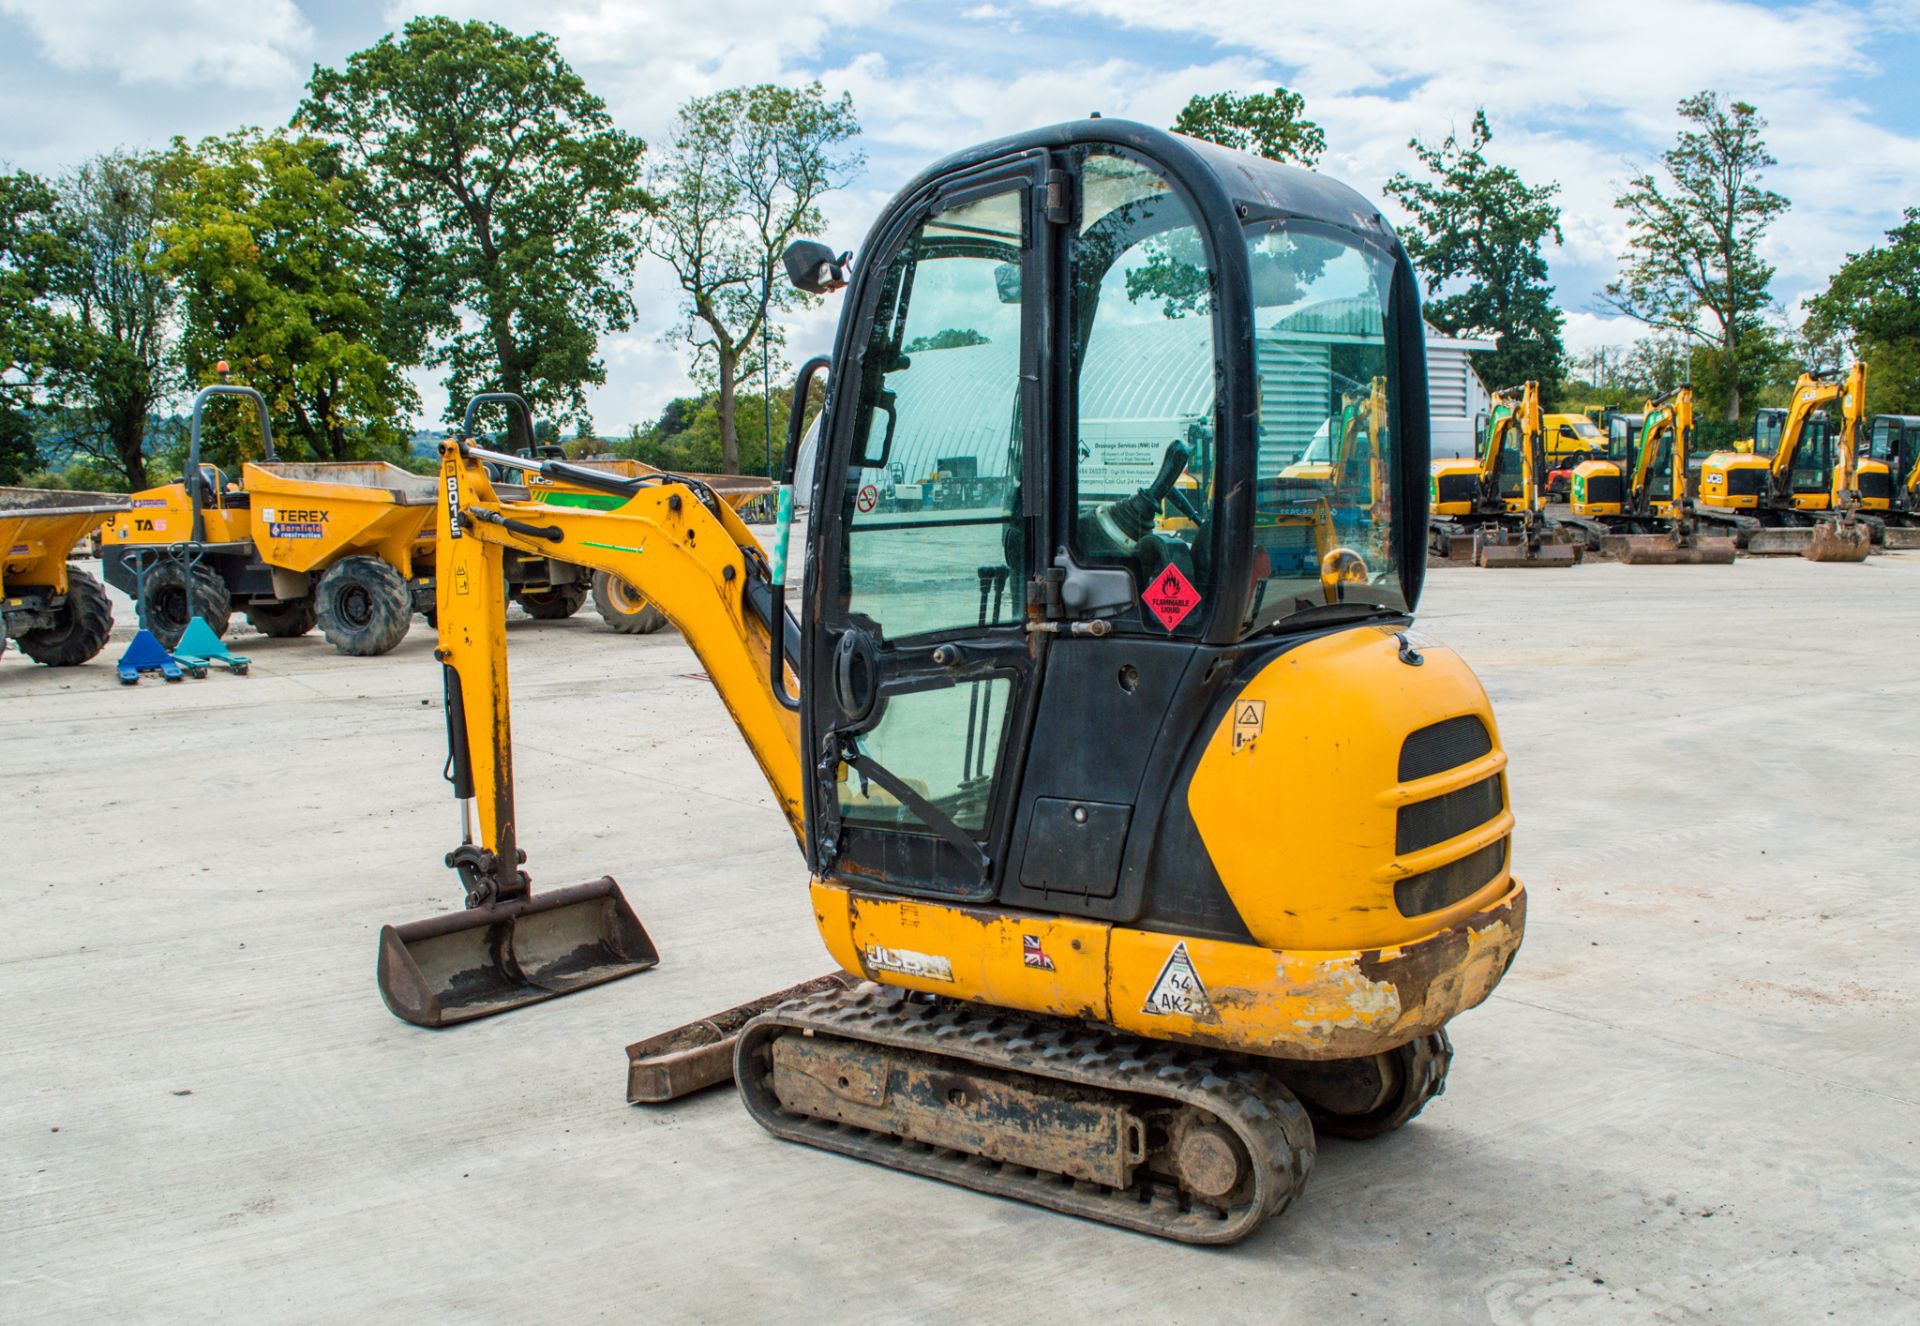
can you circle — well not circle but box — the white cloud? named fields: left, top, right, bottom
left=10, top=0, right=1917, bottom=430
left=1561, top=310, right=1648, bottom=356
left=1, top=0, right=312, bottom=88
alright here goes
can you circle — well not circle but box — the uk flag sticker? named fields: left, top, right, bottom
left=1022, top=934, right=1055, bottom=971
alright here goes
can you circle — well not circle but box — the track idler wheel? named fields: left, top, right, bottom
left=1274, top=1030, right=1453, bottom=1141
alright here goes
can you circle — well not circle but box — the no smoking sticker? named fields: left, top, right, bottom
left=856, top=483, right=879, bottom=513
left=1141, top=563, right=1201, bottom=631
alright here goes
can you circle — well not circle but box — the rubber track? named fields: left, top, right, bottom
left=735, top=983, right=1315, bottom=1245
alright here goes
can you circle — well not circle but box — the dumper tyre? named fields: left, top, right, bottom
left=245, top=597, right=317, bottom=637
left=18, top=565, right=114, bottom=666
left=513, top=582, right=588, bottom=620
left=592, top=570, right=667, bottom=634
left=316, top=556, right=411, bottom=656
left=142, top=560, right=231, bottom=649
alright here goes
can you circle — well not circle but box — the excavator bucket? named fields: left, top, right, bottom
left=377, top=876, right=657, bottom=1028
left=1608, top=533, right=1736, bottom=566
left=1804, top=522, right=1871, bottom=563
left=1884, top=527, right=1920, bottom=551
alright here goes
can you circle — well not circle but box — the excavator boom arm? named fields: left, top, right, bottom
left=435, top=443, right=805, bottom=894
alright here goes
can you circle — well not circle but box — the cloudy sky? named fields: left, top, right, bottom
left=4, top=0, right=1918, bottom=432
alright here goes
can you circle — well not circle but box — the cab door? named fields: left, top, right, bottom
left=803, top=154, right=1053, bottom=900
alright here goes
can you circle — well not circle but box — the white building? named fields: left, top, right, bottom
left=1426, top=325, right=1498, bottom=459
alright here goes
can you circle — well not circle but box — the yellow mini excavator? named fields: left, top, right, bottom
left=1428, top=380, right=1583, bottom=566
left=1852, top=412, right=1920, bottom=550
left=378, top=121, right=1527, bottom=1245
left=1695, top=364, right=1872, bottom=560
left=1562, top=384, right=1734, bottom=564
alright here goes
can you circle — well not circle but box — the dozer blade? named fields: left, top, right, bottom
left=1883, top=526, right=1920, bottom=551
left=378, top=876, right=657, bottom=1027
left=1477, top=541, right=1578, bottom=568
left=1610, top=534, right=1737, bottom=566
left=626, top=971, right=860, bottom=1104
left=1744, top=527, right=1813, bottom=556
left=1804, top=522, right=1871, bottom=563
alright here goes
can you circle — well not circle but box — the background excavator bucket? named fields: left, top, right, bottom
left=378, top=877, right=657, bottom=1028
left=1609, top=533, right=1737, bottom=566
left=1882, top=527, right=1920, bottom=551
left=1804, top=522, right=1871, bottom=563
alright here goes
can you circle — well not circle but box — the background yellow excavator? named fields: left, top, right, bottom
left=1694, top=365, right=1872, bottom=560
left=1429, top=380, right=1583, bottom=566
left=1851, top=412, right=1920, bottom=549
left=1562, top=384, right=1734, bottom=564
left=377, top=121, right=1526, bottom=1245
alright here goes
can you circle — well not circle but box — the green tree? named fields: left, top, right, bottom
left=1806, top=208, right=1920, bottom=415
left=158, top=128, right=421, bottom=463
left=0, top=170, right=72, bottom=481
left=38, top=151, right=179, bottom=489
left=1172, top=86, right=1325, bottom=165
left=1386, top=110, right=1565, bottom=395
left=299, top=17, right=650, bottom=449
left=645, top=81, right=861, bottom=474
left=1605, top=92, right=1788, bottom=420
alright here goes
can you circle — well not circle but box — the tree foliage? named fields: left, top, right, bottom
left=0, top=170, right=70, bottom=481
left=299, top=17, right=650, bottom=447
left=1605, top=92, right=1788, bottom=419
left=1805, top=208, right=1920, bottom=415
left=39, top=151, right=179, bottom=489
left=158, top=128, right=420, bottom=464
left=1172, top=86, right=1325, bottom=166
left=1386, top=110, right=1565, bottom=395
left=646, top=81, right=860, bottom=473
left=905, top=327, right=989, bottom=353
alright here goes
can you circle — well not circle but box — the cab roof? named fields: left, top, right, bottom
left=905, top=118, right=1398, bottom=244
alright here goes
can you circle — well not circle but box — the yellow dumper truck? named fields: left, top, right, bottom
left=1, top=487, right=127, bottom=666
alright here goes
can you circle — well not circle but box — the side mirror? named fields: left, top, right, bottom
left=994, top=262, right=1021, bottom=304
left=784, top=239, right=849, bottom=294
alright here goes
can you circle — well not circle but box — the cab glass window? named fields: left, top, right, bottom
left=836, top=188, right=1027, bottom=638
left=1244, top=220, right=1405, bottom=630
left=1068, top=150, right=1217, bottom=634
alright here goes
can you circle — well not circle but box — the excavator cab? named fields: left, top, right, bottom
left=797, top=132, right=1427, bottom=897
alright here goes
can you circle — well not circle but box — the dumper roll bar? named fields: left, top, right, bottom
left=187, top=383, right=275, bottom=543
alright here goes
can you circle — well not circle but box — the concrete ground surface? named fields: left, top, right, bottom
left=4, top=553, right=1917, bottom=1325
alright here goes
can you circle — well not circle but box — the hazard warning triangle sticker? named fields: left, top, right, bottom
left=1141, top=941, right=1216, bottom=1020
left=1141, top=563, right=1201, bottom=631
